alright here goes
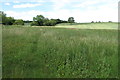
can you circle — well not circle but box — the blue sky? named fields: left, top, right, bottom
left=1, top=0, right=118, bottom=22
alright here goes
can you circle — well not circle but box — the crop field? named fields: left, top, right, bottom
left=2, top=23, right=118, bottom=78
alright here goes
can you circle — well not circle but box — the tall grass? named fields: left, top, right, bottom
left=2, top=26, right=118, bottom=78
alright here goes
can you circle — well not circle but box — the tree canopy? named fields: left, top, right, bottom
left=13, top=19, right=24, bottom=25
left=68, top=17, right=75, bottom=23
left=0, top=11, right=15, bottom=25
left=1, top=11, right=76, bottom=26
left=32, top=15, right=69, bottom=26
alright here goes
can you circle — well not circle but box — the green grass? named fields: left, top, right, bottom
left=2, top=25, right=118, bottom=78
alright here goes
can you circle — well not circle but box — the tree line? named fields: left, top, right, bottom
left=0, top=11, right=75, bottom=26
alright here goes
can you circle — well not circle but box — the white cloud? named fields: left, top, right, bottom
left=4, top=0, right=118, bottom=22
left=4, top=10, right=45, bottom=21
left=5, top=7, right=118, bottom=23
left=74, top=1, right=101, bottom=8
left=13, top=3, right=42, bottom=8
left=13, top=1, right=20, bottom=3
left=48, top=0, right=77, bottom=11
left=74, top=0, right=118, bottom=9
left=1, top=0, right=45, bottom=2
left=4, top=3, right=10, bottom=5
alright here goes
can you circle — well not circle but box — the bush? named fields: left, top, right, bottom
left=13, top=19, right=24, bottom=25
left=31, top=21, right=39, bottom=26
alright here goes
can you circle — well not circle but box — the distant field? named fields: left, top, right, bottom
left=2, top=24, right=118, bottom=78
left=55, top=22, right=118, bottom=29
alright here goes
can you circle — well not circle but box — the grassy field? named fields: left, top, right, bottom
left=2, top=24, right=118, bottom=78
left=55, top=22, right=118, bottom=29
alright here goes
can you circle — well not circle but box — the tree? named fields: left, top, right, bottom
left=98, top=21, right=101, bottom=23
left=0, top=11, right=7, bottom=24
left=108, top=21, right=112, bottom=23
left=43, top=19, right=57, bottom=26
left=49, top=19, right=57, bottom=26
left=68, top=17, right=75, bottom=23
left=91, top=21, right=94, bottom=23
left=6, top=17, right=15, bottom=25
left=33, top=15, right=45, bottom=26
left=31, top=21, right=39, bottom=26
left=0, top=11, right=15, bottom=25
left=56, top=19, right=62, bottom=24
left=43, top=18, right=50, bottom=26
left=13, top=19, right=24, bottom=25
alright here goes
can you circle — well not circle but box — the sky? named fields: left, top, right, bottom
left=0, top=0, right=119, bottom=22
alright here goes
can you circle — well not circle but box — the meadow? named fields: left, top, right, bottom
left=2, top=23, right=118, bottom=78
left=55, top=22, right=118, bottom=29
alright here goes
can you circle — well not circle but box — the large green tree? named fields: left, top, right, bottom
left=43, top=18, right=50, bottom=26
left=6, top=17, right=15, bottom=25
left=0, top=11, right=15, bottom=25
left=33, top=15, right=45, bottom=26
left=33, top=15, right=58, bottom=26
left=68, top=17, right=75, bottom=23
left=49, top=19, right=57, bottom=26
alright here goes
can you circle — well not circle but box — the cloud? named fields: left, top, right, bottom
left=50, top=0, right=77, bottom=10
left=4, top=10, right=45, bottom=21
left=4, top=7, right=118, bottom=23
left=13, top=1, right=20, bottom=3
left=13, top=3, right=42, bottom=8
left=74, top=1, right=101, bottom=8
left=4, top=3, right=10, bottom=5
left=73, top=0, right=118, bottom=9
left=4, top=0, right=118, bottom=22
left=1, top=0, right=45, bottom=2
